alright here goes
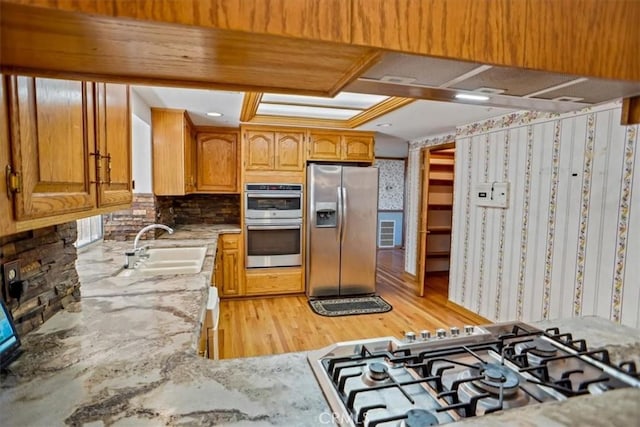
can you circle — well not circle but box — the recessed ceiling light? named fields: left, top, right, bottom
left=377, top=123, right=392, bottom=127
left=206, top=112, right=223, bottom=117
left=455, top=93, right=490, bottom=101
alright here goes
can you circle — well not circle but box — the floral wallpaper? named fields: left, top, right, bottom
left=404, top=101, right=639, bottom=328
left=375, top=159, right=406, bottom=211
left=449, top=103, right=638, bottom=328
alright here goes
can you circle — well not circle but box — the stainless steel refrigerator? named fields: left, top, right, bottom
left=306, top=164, right=379, bottom=297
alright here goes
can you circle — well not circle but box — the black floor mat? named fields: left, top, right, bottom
left=308, top=295, right=392, bottom=317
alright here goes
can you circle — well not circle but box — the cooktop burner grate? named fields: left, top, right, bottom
left=308, top=321, right=640, bottom=427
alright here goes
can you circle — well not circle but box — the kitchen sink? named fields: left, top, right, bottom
left=116, top=245, right=207, bottom=277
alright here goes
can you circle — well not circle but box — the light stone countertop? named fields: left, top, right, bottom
left=1, top=225, right=639, bottom=426
left=0, top=224, right=331, bottom=426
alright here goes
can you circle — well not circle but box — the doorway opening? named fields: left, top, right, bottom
left=417, top=142, right=455, bottom=297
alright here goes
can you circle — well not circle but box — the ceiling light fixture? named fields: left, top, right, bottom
left=455, top=93, right=490, bottom=101
left=377, top=123, right=392, bottom=127
left=206, top=112, right=223, bottom=117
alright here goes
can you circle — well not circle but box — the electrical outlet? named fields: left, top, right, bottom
left=3, top=260, right=21, bottom=301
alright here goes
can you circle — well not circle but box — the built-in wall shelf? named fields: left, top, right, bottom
left=426, top=250, right=450, bottom=257
left=423, top=145, right=456, bottom=274
left=429, top=170, right=454, bottom=181
left=427, top=226, right=452, bottom=234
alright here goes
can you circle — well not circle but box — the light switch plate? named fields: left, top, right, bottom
left=475, top=182, right=509, bottom=208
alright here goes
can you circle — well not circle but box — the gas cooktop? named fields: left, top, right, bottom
left=307, top=322, right=640, bottom=427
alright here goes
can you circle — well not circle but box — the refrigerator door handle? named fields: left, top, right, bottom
left=341, top=186, right=347, bottom=245
left=336, top=186, right=343, bottom=241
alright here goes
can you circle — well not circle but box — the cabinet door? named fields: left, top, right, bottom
left=8, top=76, right=96, bottom=220
left=275, top=131, right=305, bottom=171
left=184, top=121, right=196, bottom=193
left=244, top=130, right=274, bottom=170
left=0, top=76, right=16, bottom=236
left=217, top=234, right=242, bottom=297
left=197, top=132, right=238, bottom=192
left=96, top=83, right=132, bottom=207
left=151, top=109, right=187, bottom=195
left=221, top=248, right=240, bottom=296
left=342, top=135, right=374, bottom=161
left=308, top=132, right=341, bottom=160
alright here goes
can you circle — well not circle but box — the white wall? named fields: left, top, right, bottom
left=130, top=91, right=152, bottom=193
left=406, top=103, right=640, bottom=328
left=131, top=90, right=151, bottom=125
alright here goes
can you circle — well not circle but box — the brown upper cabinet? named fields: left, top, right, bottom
left=3, top=76, right=132, bottom=230
left=196, top=130, right=239, bottom=193
left=243, top=126, right=305, bottom=172
left=308, top=130, right=375, bottom=162
left=151, top=108, right=197, bottom=196
left=95, top=83, right=133, bottom=207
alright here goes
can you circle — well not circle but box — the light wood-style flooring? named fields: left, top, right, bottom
left=218, top=249, right=489, bottom=359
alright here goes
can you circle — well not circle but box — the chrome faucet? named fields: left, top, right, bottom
left=125, top=224, right=174, bottom=268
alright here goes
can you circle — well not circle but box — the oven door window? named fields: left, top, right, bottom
left=246, top=195, right=301, bottom=211
left=247, top=226, right=301, bottom=256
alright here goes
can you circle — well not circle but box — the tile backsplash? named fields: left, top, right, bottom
left=156, top=194, right=240, bottom=226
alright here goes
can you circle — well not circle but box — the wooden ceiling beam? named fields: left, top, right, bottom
left=1, top=0, right=637, bottom=81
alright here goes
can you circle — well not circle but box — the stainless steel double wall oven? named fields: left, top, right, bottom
left=244, top=184, right=303, bottom=268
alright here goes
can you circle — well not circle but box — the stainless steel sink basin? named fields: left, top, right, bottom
left=117, top=246, right=207, bottom=277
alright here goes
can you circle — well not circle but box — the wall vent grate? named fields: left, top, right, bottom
left=378, top=220, right=396, bottom=248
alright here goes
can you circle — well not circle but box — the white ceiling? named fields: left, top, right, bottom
left=132, top=85, right=516, bottom=142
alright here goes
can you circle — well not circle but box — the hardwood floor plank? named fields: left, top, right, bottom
left=217, top=249, right=490, bottom=359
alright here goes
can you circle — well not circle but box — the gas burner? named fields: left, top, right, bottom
left=472, top=363, right=520, bottom=396
left=514, top=338, right=558, bottom=366
left=399, top=409, right=439, bottom=427
left=456, top=363, right=531, bottom=415
left=362, top=362, right=392, bottom=386
left=308, top=321, right=640, bottom=426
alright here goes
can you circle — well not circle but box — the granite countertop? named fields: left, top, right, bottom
left=1, top=225, right=639, bottom=426
left=0, top=224, right=330, bottom=426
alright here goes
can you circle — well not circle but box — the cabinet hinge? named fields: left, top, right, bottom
left=6, top=165, right=22, bottom=197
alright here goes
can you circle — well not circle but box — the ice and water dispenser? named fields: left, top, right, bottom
left=315, top=202, right=337, bottom=228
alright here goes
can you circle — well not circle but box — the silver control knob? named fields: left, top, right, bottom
left=420, top=330, right=431, bottom=340
left=436, top=328, right=447, bottom=339
left=450, top=326, right=460, bottom=337
left=405, top=331, right=416, bottom=342
left=464, top=325, right=475, bottom=335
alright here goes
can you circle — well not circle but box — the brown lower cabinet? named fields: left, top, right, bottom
left=244, top=267, right=304, bottom=296
left=214, top=233, right=244, bottom=297
left=214, top=234, right=304, bottom=297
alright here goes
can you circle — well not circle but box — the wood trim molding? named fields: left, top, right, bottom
left=326, top=50, right=383, bottom=97
left=621, top=96, right=640, bottom=125
left=375, top=156, right=408, bottom=160
left=347, top=97, right=415, bottom=128
left=247, top=114, right=351, bottom=129
left=244, top=95, right=414, bottom=130
left=240, top=92, right=262, bottom=122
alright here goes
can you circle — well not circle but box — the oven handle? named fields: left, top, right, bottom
left=247, top=225, right=301, bottom=231
left=246, top=193, right=302, bottom=198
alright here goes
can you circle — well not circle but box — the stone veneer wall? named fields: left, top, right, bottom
left=0, top=223, right=80, bottom=335
left=103, top=193, right=157, bottom=241
left=156, top=194, right=240, bottom=226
